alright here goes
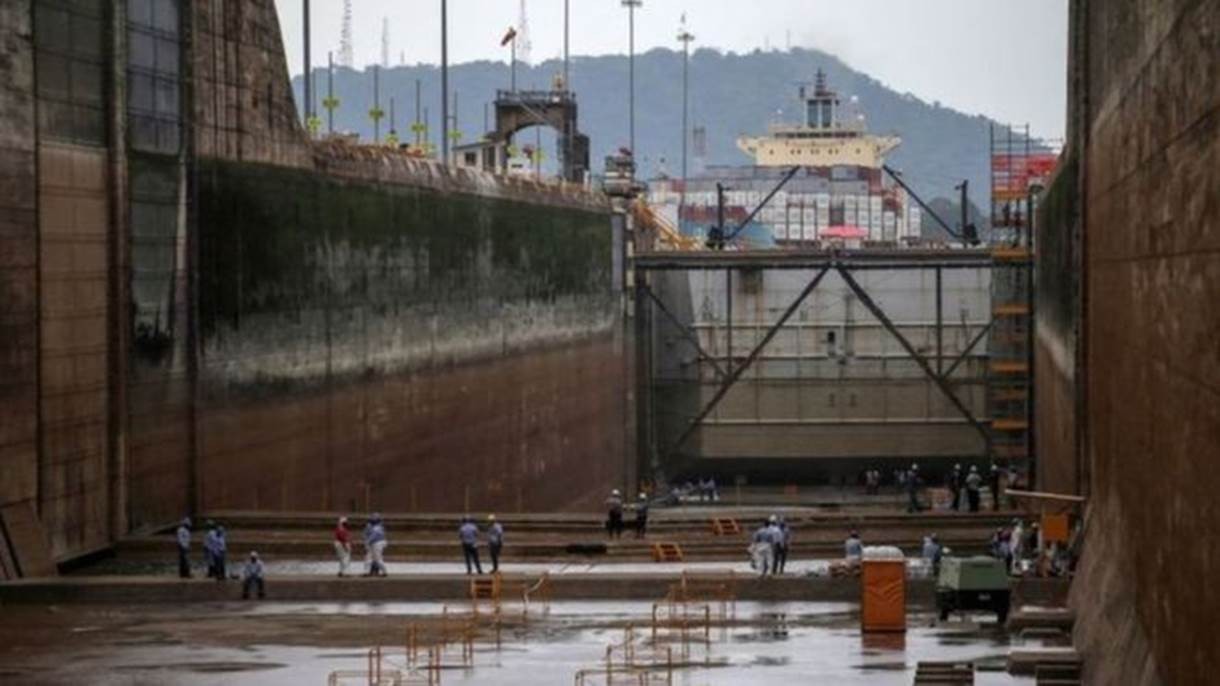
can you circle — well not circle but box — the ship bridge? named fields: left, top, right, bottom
left=736, top=70, right=900, bottom=168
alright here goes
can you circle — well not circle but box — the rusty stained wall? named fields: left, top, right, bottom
left=192, top=0, right=310, bottom=167
left=30, top=0, right=117, bottom=558
left=36, top=144, right=113, bottom=557
left=198, top=337, right=626, bottom=514
left=0, top=1, right=39, bottom=513
left=1055, top=0, right=1220, bottom=683
left=123, top=0, right=193, bottom=533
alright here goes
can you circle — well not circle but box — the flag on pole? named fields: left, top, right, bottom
left=500, top=27, right=518, bottom=46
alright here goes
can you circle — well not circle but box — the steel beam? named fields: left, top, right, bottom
left=632, top=249, right=1025, bottom=271
left=942, top=320, right=993, bottom=380
left=935, top=266, right=943, bottom=376
left=642, top=284, right=728, bottom=380
left=837, top=268, right=991, bottom=445
left=664, top=267, right=830, bottom=457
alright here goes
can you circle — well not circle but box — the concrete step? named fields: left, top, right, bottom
left=192, top=509, right=1019, bottom=534
left=112, top=536, right=992, bottom=562
left=0, top=573, right=939, bottom=604
left=1007, top=605, right=1075, bottom=631
left=1007, top=649, right=1081, bottom=676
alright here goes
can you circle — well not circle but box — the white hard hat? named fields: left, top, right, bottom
left=612, top=489, right=621, bottom=496
left=487, top=514, right=496, bottom=522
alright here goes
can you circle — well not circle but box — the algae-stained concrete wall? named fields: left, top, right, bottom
left=194, top=158, right=622, bottom=513
left=1033, top=155, right=1080, bottom=497
left=1051, top=0, right=1220, bottom=683
left=0, top=1, right=40, bottom=516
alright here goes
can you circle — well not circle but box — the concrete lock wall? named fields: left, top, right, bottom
left=0, top=0, right=629, bottom=567
left=1042, top=1, right=1220, bottom=683
left=0, top=1, right=41, bottom=538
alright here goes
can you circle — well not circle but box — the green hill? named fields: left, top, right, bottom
left=293, top=47, right=1012, bottom=209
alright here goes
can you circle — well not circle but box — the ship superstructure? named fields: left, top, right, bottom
left=736, top=70, right=900, bottom=168
left=650, top=70, right=921, bottom=246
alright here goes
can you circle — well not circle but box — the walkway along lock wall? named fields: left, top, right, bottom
left=0, top=0, right=632, bottom=568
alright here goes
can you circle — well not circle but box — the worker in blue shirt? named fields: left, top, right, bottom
left=205, top=525, right=228, bottom=581
left=633, top=493, right=650, bottom=538
left=844, top=530, right=864, bottom=567
left=175, top=517, right=192, bottom=578
left=459, top=517, right=484, bottom=575
left=363, top=514, right=388, bottom=577
left=750, top=519, right=775, bottom=576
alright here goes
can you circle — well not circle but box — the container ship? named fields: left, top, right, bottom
left=648, top=71, right=922, bottom=248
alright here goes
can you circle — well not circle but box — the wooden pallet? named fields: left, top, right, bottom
left=651, top=542, right=684, bottom=562
left=470, top=575, right=500, bottom=600
left=710, top=518, right=741, bottom=536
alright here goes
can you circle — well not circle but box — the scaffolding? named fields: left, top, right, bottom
left=988, top=124, right=1054, bottom=477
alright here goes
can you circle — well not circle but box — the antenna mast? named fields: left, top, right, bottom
left=517, top=0, right=532, bottom=67
left=380, top=17, right=390, bottom=69
left=339, top=0, right=354, bottom=68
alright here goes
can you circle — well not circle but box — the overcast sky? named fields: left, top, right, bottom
left=274, top=1, right=1069, bottom=139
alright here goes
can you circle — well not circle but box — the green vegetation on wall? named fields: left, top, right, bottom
left=197, top=157, right=614, bottom=391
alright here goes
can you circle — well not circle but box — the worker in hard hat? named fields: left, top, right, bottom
left=965, top=466, right=983, bottom=512
left=486, top=514, right=504, bottom=573
left=333, top=516, right=352, bottom=578
left=750, top=519, right=775, bottom=576
left=905, top=463, right=923, bottom=513
left=241, top=551, right=266, bottom=600
left=633, top=493, right=650, bottom=539
left=363, top=514, right=388, bottom=577
left=844, top=530, right=864, bottom=568
left=175, top=517, right=192, bottom=579
left=605, top=489, right=625, bottom=539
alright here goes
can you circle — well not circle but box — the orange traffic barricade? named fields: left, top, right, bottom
left=861, top=556, right=907, bottom=632
left=1041, top=513, right=1071, bottom=544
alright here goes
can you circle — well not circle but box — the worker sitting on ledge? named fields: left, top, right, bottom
left=844, top=530, right=864, bottom=568
left=241, top=551, right=266, bottom=600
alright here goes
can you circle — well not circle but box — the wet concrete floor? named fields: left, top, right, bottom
left=0, top=600, right=1039, bottom=684
left=73, top=558, right=851, bottom=578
